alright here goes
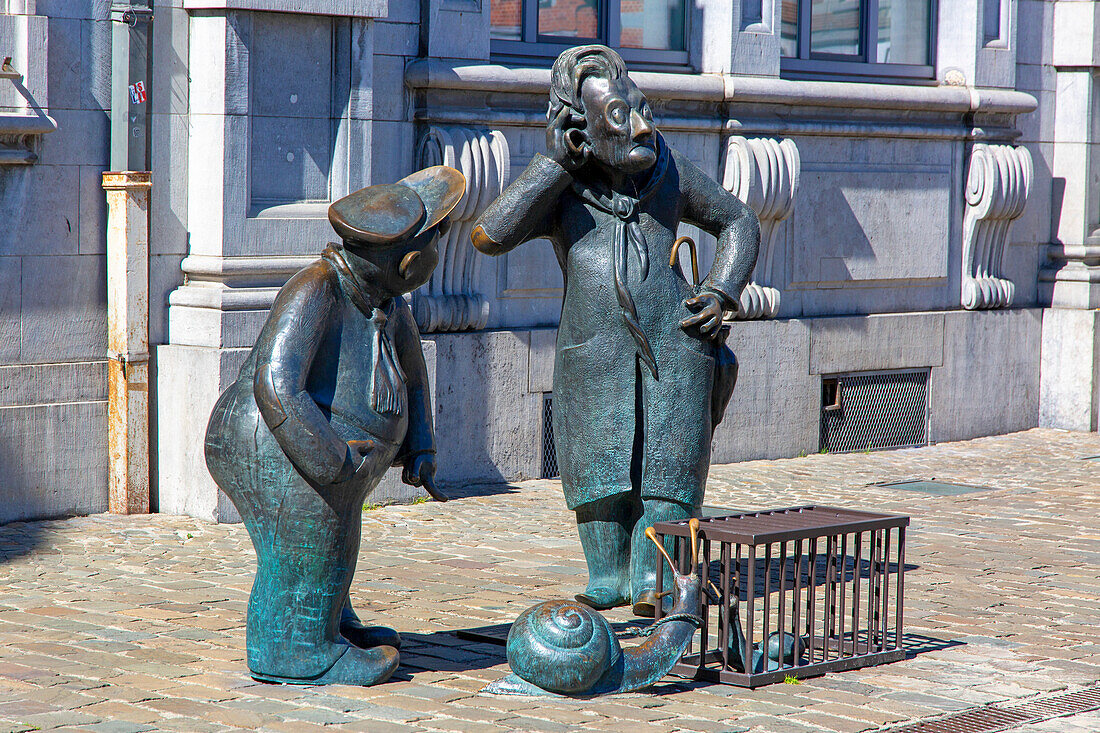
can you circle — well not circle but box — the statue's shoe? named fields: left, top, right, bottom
left=575, top=586, right=629, bottom=610
left=341, top=621, right=402, bottom=651
left=630, top=590, right=670, bottom=618
left=251, top=645, right=399, bottom=687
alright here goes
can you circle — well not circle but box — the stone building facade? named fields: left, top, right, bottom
left=0, top=0, right=1096, bottom=523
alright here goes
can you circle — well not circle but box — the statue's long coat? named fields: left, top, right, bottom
left=477, top=142, right=759, bottom=509
left=204, top=249, right=433, bottom=678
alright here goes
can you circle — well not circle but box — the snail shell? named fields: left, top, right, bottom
left=506, top=600, right=622, bottom=695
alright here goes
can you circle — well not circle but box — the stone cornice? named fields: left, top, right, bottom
left=405, top=59, right=1038, bottom=116
left=182, top=0, right=387, bottom=16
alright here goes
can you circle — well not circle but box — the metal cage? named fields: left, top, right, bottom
left=655, top=506, right=909, bottom=687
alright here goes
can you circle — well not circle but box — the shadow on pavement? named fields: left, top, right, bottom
left=442, top=482, right=524, bottom=500
left=0, top=519, right=51, bottom=566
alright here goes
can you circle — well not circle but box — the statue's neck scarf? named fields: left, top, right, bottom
left=323, top=244, right=406, bottom=416
left=571, top=136, right=670, bottom=379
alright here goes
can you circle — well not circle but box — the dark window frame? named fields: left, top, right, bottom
left=490, top=0, right=692, bottom=70
left=781, top=0, right=937, bottom=83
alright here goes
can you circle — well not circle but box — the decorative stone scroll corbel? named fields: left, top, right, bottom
left=961, top=143, right=1032, bottom=310
left=413, top=126, right=509, bottom=332
left=721, top=136, right=799, bottom=320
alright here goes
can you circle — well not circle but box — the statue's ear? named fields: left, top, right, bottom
left=564, top=128, right=589, bottom=158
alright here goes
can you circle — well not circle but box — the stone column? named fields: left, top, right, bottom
left=103, top=171, right=152, bottom=514
left=1038, top=1, right=1100, bottom=432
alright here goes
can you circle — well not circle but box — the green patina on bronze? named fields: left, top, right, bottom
left=203, top=166, right=463, bottom=686
left=472, top=45, right=760, bottom=617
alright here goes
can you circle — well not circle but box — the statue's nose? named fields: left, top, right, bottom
left=631, top=109, right=653, bottom=140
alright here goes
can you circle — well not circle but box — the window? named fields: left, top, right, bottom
left=781, top=0, right=935, bottom=81
left=490, top=0, right=689, bottom=67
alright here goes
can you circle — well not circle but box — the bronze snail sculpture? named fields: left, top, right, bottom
left=484, top=519, right=705, bottom=696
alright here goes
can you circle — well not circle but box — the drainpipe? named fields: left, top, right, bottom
left=104, top=0, right=152, bottom=514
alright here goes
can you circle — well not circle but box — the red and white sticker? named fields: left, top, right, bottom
left=128, top=80, right=146, bottom=104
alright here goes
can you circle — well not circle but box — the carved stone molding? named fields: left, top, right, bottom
left=721, top=136, right=799, bottom=320
left=414, top=125, right=509, bottom=332
left=961, top=143, right=1032, bottom=310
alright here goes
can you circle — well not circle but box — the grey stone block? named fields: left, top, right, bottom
left=32, top=0, right=100, bottom=20
left=0, top=165, right=80, bottom=256
left=527, top=327, right=555, bottom=394
left=78, top=164, right=108, bottom=255
left=249, top=116, right=332, bottom=206
left=0, top=257, right=21, bottom=362
left=251, top=13, right=335, bottom=118
left=0, top=400, right=108, bottom=525
left=1039, top=308, right=1100, bottom=432
left=46, top=17, right=83, bottom=112
left=156, top=344, right=248, bottom=523
left=149, top=112, right=189, bottom=256
left=1016, top=1, right=1051, bottom=67
left=712, top=318, right=817, bottom=462
left=151, top=5, right=190, bottom=117
left=373, top=20, right=418, bottom=57
left=36, top=109, right=109, bottom=168
left=790, top=165, right=951, bottom=286
left=367, top=119, right=414, bottom=186
left=809, top=312, right=945, bottom=375
left=20, top=254, right=107, bottom=362
left=149, top=253, right=185, bottom=347
left=83, top=3, right=113, bottom=111
left=932, top=308, right=1041, bottom=442
left=371, top=54, right=408, bottom=122
left=0, top=360, right=107, bottom=407
left=429, top=329, right=541, bottom=486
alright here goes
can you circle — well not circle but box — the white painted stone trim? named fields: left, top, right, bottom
left=412, top=125, right=510, bottom=332
left=182, top=0, right=387, bottom=17
left=961, top=143, right=1032, bottom=310
left=722, top=136, right=799, bottom=320
left=405, top=59, right=1038, bottom=115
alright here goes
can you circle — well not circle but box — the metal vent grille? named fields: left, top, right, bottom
left=888, top=685, right=1100, bottom=732
left=820, top=370, right=929, bottom=453
left=541, top=394, right=559, bottom=479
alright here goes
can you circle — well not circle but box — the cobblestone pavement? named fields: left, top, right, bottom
left=1, top=428, right=1098, bottom=733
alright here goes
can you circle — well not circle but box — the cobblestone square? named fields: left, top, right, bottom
left=1, top=429, right=1098, bottom=732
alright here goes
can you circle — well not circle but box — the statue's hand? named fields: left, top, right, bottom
left=332, top=439, right=376, bottom=484
left=679, top=292, right=724, bottom=341
left=546, top=107, right=588, bottom=172
left=403, top=452, right=449, bottom=502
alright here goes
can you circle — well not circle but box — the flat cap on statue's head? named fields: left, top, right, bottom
left=328, top=165, right=466, bottom=246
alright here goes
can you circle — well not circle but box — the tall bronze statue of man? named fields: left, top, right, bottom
left=472, top=45, right=759, bottom=617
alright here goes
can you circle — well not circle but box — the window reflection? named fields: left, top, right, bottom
left=877, top=0, right=930, bottom=64
left=781, top=0, right=798, bottom=57
left=810, top=0, right=861, bottom=56
left=538, top=0, right=600, bottom=40
left=619, top=0, right=686, bottom=51
left=490, top=0, right=523, bottom=40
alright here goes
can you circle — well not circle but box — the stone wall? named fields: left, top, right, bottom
left=0, top=0, right=111, bottom=523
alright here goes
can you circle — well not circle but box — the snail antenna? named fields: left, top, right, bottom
left=688, top=517, right=700, bottom=567
left=644, top=526, right=678, bottom=575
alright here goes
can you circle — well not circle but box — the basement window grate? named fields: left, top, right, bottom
left=888, top=685, right=1100, bottom=733
left=541, top=394, right=559, bottom=479
left=820, top=370, right=929, bottom=454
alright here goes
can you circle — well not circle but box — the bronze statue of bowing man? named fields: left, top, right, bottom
left=205, top=166, right=463, bottom=685
left=472, top=46, right=759, bottom=617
